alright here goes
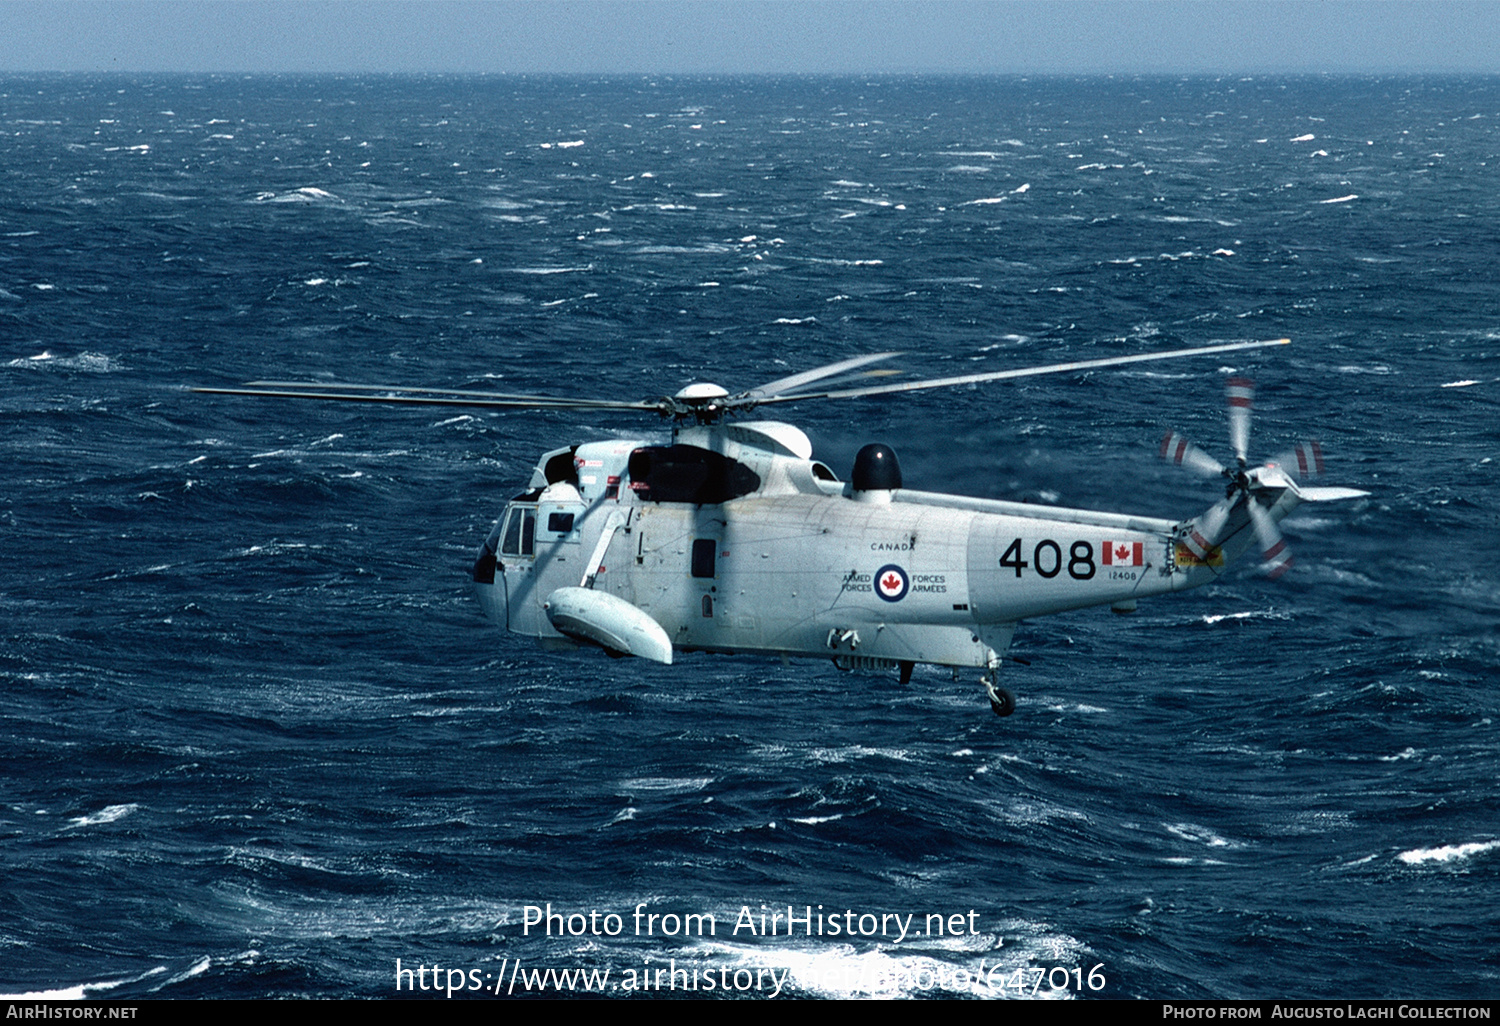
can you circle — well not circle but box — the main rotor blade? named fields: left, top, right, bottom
left=740, top=351, right=902, bottom=398
left=751, top=339, right=1290, bottom=405
left=245, top=380, right=602, bottom=402
left=192, top=385, right=660, bottom=413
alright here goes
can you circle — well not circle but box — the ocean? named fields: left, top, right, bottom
left=2, top=74, right=1497, bottom=1000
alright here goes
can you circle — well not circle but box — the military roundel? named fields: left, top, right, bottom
left=875, top=564, right=909, bottom=602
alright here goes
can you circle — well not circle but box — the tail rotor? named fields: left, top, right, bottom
left=1160, top=430, right=1226, bottom=479
left=1226, top=377, right=1253, bottom=468
left=1246, top=500, right=1294, bottom=580
left=1160, top=377, right=1317, bottom=577
left=1271, top=439, right=1326, bottom=482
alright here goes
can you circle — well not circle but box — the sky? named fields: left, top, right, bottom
left=1, top=0, right=1499, bottom=75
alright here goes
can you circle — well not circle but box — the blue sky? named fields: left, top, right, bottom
left=2, top=1, right=1498, bottom=74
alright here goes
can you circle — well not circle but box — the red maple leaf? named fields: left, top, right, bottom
left=1115, top=544, right=1129, bottom=562
left=882, top=573, right=902, bottom=591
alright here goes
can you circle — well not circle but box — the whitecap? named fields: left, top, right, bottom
left=0, top=985, right=95, bottom=1000
left=1291, top=133, right=1316, bottom=142
left=1201, top=610, right=1288, bottom=625
left=1397, top=840, right=1500, bottom=866
left=6, top=350, right=122, bottom=372
left=809, top=745, right=912, bottom=763
left=962, top=197, right=1007, bottom=206
left=0, top=965, right=166, bottom=1001
left=157, top=956, right=213, bottom=989
left=1440, top=380, right=1479, bottom=388
left=704, top=920, right=1078, bottom=998
left=1166, top=823, right=1234, bottom=848
left=65, top=803, right=140, bottom=829
left=1320, top=194, right=1358, bottom=204
left=619, top=777, right=714, bottom=794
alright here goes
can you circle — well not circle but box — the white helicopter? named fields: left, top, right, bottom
left=198, top=338, right=1366, bottom=717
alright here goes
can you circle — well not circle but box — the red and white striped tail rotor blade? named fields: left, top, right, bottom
left=1271, top=439, right=1326, bottom=481
left=1247, top=501, right=1294, bottom=580
left=1226, top=377, right=1253, bottom=466
left=1183, top=496, right=1233, bottom=562
left=1159, top=431, right=1225, bottom=477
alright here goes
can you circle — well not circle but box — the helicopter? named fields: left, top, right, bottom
left=197, top=338, right=1366, bottom=718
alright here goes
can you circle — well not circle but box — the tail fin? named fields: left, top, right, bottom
left=1177, top=496, right=1233, bottom=567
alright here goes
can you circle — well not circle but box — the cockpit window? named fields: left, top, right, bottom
left=627, top=445, right=761, bottom=505
left=501, top=507, right=537, bottom=556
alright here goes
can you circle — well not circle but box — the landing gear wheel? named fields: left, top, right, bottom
left=988, top=688, right=1016, bottom=717
left=984, top=676, right=1016, bottom=717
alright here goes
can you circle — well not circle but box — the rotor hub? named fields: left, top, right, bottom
left=673, top=382, right=730, bottom=403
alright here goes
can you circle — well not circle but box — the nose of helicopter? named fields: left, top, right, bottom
left=471, top=541, right=508, bottom=628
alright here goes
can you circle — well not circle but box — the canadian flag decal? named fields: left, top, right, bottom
left=1101, top=540, right=1143, bottom=567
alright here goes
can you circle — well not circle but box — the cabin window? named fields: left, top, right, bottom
left=547, top=512, right=575, bottom=534
left=701, top=595, right=714, bottom=618
left=691, top=538, right=717, bottom=579
left=626, top=445, right=761, bottom=505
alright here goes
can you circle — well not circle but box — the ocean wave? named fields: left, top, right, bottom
left=65, top=803, right=140, bottom=829
left=6, top=350, right=123, bottom=372
left=1397, top=840, right=1500, bottom=866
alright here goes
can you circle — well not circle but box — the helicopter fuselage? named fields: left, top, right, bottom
left=470, top=421, right=1285, bottom=675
